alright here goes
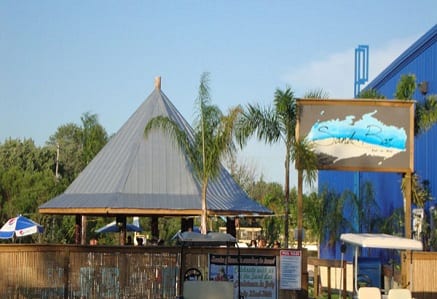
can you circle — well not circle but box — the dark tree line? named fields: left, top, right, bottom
left=0, top=112, right=108, bottom=243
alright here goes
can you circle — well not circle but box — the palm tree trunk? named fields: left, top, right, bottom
left=297, top=169, right=303, bottom=249
left=284, top=150, right=290, bottom=248
left=201, top=177, right=209, bottom=234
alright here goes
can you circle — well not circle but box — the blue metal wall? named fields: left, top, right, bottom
left=319, top=25, right=437, bottom=260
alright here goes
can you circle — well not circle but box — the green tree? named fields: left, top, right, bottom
left=144, top=72, right=241, bottom=234
left=394, top=74, right=437, bottom=135
left=237, top=87, right=297, bottom=247
left=81, top=112, right=109, bottom=165
left=47, top=112, right=108, bottom=183
left=246, top=180, right=284, bottom=245
left=292, top=137, right=318, bottom=248
left=343, top=181, right=381, bottom=234
left=304, top=188, right=346, bottom=257
left=394, top=74, right=437, bottom=239
left=237, top=87, right=322, bottom=248
left=0, top=138, right=65, bottom=243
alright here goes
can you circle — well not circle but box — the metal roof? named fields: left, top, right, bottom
left=39, top=79, right=271, bottom=217
left=365, top=24, right=436, bottom=91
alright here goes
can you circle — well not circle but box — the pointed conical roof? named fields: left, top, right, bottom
left=39, top=80, right=271, bottom=217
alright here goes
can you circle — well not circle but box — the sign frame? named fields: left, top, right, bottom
left=296, top=99, right=414, bottom=172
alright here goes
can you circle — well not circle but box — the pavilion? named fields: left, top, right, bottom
left=39, top=77, right=271, bottom=244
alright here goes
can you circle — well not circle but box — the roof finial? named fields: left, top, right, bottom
left=154, top=76, right=161, bottom=90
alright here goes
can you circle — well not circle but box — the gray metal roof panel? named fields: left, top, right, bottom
left=39, top=85, right=271, bottom=216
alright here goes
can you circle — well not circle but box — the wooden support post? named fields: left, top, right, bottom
left=117, top=215, right=127, bottom=246
left=81, top=215, right=87, bottom=245
left=342, top=260, right=347, bottom=299
left=151, top=216, right=159, bottom=238
left=314, top=265, right=319, bottom=298
left=404, top=171, right=412, bottom=238
left=226, top=217, right=236, bottom=237
left=75, top=215, right=81, bottom=245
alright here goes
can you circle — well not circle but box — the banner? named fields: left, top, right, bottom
left=209, top=254, right=277, bottom=299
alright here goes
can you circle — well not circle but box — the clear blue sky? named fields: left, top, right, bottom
left=1, top=1, right=436, bottom=186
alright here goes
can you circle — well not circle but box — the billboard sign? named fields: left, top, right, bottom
left=296, top=99, right=414, bottom=172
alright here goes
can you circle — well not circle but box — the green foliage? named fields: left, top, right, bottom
left=80, top=112, right=109, bottom=165
left=47, top=112, right=108, bottom=182
left=158, top=217, right=180, bottom=244
left=237, top=86, right=323, bottom=247
left=357, top=88, right=386, bottom=99
left=304, top=188, right=346, bottom=254
left=0, top=139, right=59, bottom=228
left=343, top=181, right=381, bottom=234
left=47, top=123, right=84, bottom=181
left=236, top=87, right=297, bottom=247
left=379, top=207, right=404, bottom=236
left=291, top=139, right=318, bottom=187
left=416, top=94, right=437, bottom=134
left=0, top=112, right=108, bottom=244
left=395, top=74, right=416, bottom=100
left=145, top=72, right=242, bottom=234
left=303, top=89, right=330, bottom=99
left=401, top=173, right=432, bottom=208
left=245, top=180, right=285, bottom=245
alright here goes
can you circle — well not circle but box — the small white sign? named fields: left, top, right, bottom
left=279, top=250, right=302, bottom=290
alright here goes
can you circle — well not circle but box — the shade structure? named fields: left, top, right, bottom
left=39, top=78, right=272, bottom=218
left=340, top=233, right=423, bottom=293
left=0, top=215, right=44, bottom=239
left=95, top=221, right=142, bottom=233
left=340, top=233, right=423, bottom=251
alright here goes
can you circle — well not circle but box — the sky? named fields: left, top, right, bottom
left=1, top=1, right=436, bottom=187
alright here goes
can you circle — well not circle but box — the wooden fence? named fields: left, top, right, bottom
left=308, top=252, right=437, bottom=299
left=308, top=257, right=348, bottom=299
left=409, top=251, right=437, bottom=299
left=0, top=245, right=308, bottom=299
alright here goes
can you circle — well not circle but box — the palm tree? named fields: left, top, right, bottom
left=144, top=72, right=241, bottom=234
left=293, top=138, right=318, bottom=248
left=237, top=87, right=320, bottom=247
left=391, top=74, right=437, bottom=237
left=304, top=188, right=347, bottom=257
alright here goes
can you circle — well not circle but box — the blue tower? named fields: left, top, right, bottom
left=354, top=45, right=369, bottom=97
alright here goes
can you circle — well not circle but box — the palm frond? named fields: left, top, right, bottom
left=291, top=139, right=318, bottom=187
left=303, top=89, right=329, bottom=99
left=236, top=103, right=281, bottom=146
left=416, top=94, right=437, bottom=134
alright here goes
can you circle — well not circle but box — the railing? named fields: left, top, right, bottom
left=308, top=257, right=348, bottom=299
left=309, top=252, right=437, bottom=299
left=0, top=245, right=308, bottom=299
left=0, top=245, right=180, bottom=298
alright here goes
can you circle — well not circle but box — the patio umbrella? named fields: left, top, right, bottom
left=0, top=215, right=44, bottom=239
left=95, top=221, right=142, bottom=233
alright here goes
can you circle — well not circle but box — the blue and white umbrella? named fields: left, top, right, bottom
left=95, top=220, right=142, bottom=233
left=0, top=215, right=44, bottom=239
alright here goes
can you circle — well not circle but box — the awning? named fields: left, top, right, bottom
left=340, top=233, right=423, bottom=251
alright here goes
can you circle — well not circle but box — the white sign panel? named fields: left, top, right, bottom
left=209, top=254, right=277, bottom=299
left=279, top=250, right=302, bottom=290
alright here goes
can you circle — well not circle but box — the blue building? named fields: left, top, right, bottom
left=318, top=25, right=437, bottom=260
